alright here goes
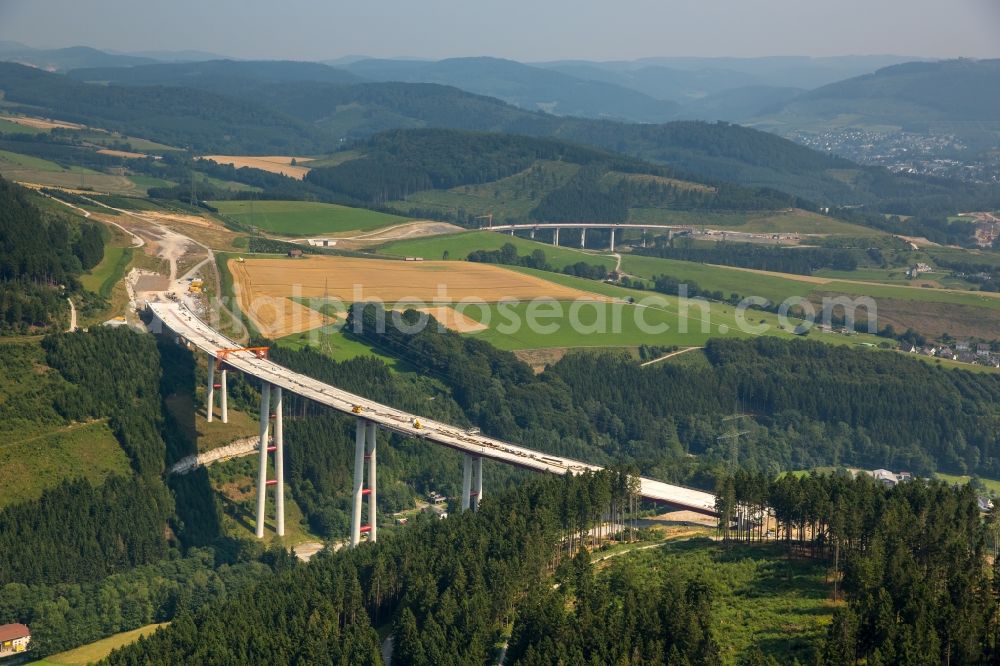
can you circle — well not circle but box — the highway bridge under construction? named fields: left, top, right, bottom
left=148, top=302, right=718, bottom=546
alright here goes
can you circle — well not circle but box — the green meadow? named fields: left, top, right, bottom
left=211, top=199, right=408, bottom=235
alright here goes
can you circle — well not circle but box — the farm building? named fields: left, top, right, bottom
left=0, top=624, right=30, bottom=657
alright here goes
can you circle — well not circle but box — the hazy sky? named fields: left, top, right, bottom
left=1, top=0, right=999, bottom=61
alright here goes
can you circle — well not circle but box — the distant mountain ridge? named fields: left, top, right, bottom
left=339, top=56, right=680, bottom=123
left=1, top=60, right=994, bottom=210
left=756, top=58, right=1000, bottom=126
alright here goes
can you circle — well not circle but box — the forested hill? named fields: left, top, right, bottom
left=304, top=128, right=803, bottom=219
left=69, top=59, right=366, bottom=92
left=764, top=58, right=1000, bottom=125
left=0, top=176, right=104, bottom=333
left=4, top=60, right=989, bottom=208
left=0, top=62, right=325, bottom=153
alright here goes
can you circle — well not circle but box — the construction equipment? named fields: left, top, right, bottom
left=215, top=346, right=269, bottom=370
left=473, top=213, right=494, bottom=229
left=352, top=405, right=364, bottom=414
left=412, top=418, right=423, bottom=430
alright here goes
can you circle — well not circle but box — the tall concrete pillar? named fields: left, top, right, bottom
left=553, top=228, right=560, bottom=247
left=472, top=456, right=483, bottom=511
left=642, top=229, right=647, bottom=248
left=366, top=421, right=377, bottom=543
left=255, top=382, right=271, bottom=539
left=351, top=419, right=366, bottom=547
left=610, top=228, right=616, bottom=252
left=274, top=387, right=285, bottom=537
left=220, top=368, right=228, bottom=423
left=461, top=454, right=473, bottom=511
left=530, top=228, right=535, bottom=239
left=510, top=228, right=515, bottom=237
left=206, top=357, right=215, bottom=423
left=581, top=228, right=587, bottom=248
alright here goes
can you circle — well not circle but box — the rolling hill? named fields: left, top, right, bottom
left=0, top=62, right=327, bottom=153
left=69, top=59, right=366, bottom=90
left=755, top=58, right=1000, bottom=128
left=3, top=60, right=998, bottom=212
left=340, top=56, right=679, bottom=123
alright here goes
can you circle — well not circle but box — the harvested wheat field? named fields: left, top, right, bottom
left=97, top=148, right=147, bottom=159
left=410, top=306, right=488, bottom=333
left=230, top=256, right=601, bottom=337
left=0, top=114, right=86, bottom=130
left=200, top=155, right=314, bottom=179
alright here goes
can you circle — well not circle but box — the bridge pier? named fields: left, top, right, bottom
left=274, top=387, right=285, bottom=536
left=553, top=228, right=560, bottom=247
left=610, top=228, right=616, bottom=252
left=581, top=228, right=587, bottom=249
left=530, top=228, right=535, bottom=239
left=473, top=456, right=483, bottom=510
left=351, top=419, right=377, bottom=546
left=255, top=382, right=271, bottom=539
left=461, top=454, right=484, bottom=510
left=510, top=228, right=515, bottom=237
left=220, top=368, right=228, bottom=423
left=642, top=228, right=647, bottom=248
left=206, top=356, right=215, bottom=423
left=253, top=383, right=284, bottom=538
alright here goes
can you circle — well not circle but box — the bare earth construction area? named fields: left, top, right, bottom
left=229, top=255, right=602, bottom=337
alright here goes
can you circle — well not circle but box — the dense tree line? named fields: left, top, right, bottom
left=531, top=166, right=629, bottom=223
left=636, top=239, right=858, bottom=275
left=508, top=549, right=718, bottom=665
left=0, top=548, right=273, bottom=660
left=43, top=328, right=168, bottom=478
left=347, top=309, right=999, bottom=480
left=466, top=242, right=608, bottom=280
left=102, top=471, right=634, bottom=666
left=0, top=476, right=170, bottom=587
left=0, top=176, right=106, bottom=332
left=716, top=471, right=996, bottom=665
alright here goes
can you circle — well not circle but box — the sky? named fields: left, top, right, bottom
left=1, top=0, right=999, bottom=61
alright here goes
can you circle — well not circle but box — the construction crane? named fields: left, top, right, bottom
left=473, top=213, right=494, bottom=229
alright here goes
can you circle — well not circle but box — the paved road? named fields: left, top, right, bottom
left=150, top=302, right=718, bottom=515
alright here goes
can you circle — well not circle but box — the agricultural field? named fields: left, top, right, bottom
left=229, top=255, right=599, bottom=338
left=627, top=207, right=882, bottom=236
left=0, top=149, right=141, bottom=194
left=199, top=155, right=314, bottom=179
left=378, top=230, right=618, bottom=270
left=0, top=117, right=47, bottom=134
left=29, top=623, right=169, bottom=666
left=458, top=269, right=884, bottom=351
left=211, top=199, right=409, bottom=236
